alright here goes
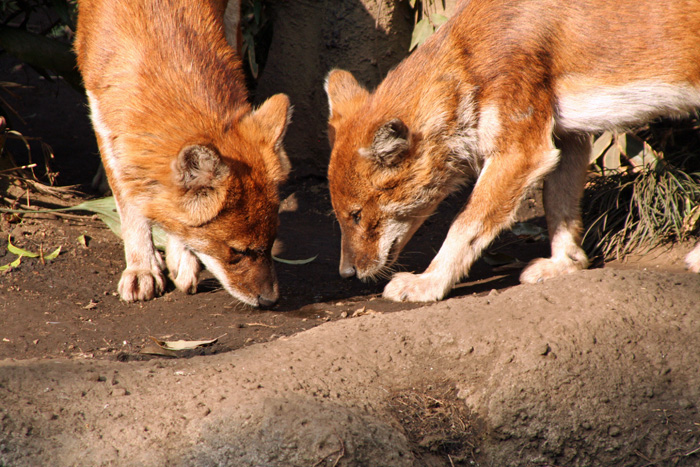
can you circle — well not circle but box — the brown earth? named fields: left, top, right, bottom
left=2, top=4, right=700, bottom=464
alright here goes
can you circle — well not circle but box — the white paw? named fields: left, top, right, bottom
left=685, top=244, right=700, bottom=273
left=520, top=253, right=588, bottom=284
left=383, top=272, right=450, bottom=302
left=166, top=245, right=201, bottom=294
left=118, top=267, right=166, bottom=302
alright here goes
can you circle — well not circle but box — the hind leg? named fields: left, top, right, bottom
left=520, top=132, right=590, bottom=284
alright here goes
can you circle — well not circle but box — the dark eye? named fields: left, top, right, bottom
left=228, top=247, right=245, bottom=265
left=350, top=209, right=362, bottom=225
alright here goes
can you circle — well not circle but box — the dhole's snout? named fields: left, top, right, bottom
left=339, top=262, right=356, bottom=278
left=251, top=267, right=279, bottom=308
left=339, top=235, right=359, bottom=278
left=244, top=256, right=279, bottom=307
left=195, top=251, right=280, bottom=308
left=232, top=260, right=279, bottom=308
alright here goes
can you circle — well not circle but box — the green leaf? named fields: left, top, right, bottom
left=273, top=254, right=318, bottom=265
left=0, top=256, right=21, bottom=272
left=152, top=225, right=168, bottom=251
left=244, top=32, right=258, bottom=78
left=3, top=197, right=317, bottom=263
left=511, top=222, right=546, bottom=239
left=253, top=0, right=262, bottom=25
left=7, top=236, right=39, bottom=257
left=430, top=13, right=449, bottom=27
left=0, top=26, right=82, bottom=90
left=409, top=18, right=434, bottom=51
left=483, top=252, right=517, bottom=267
left=44, top=246, right=61, bottom=261
left=97, top=212, right=122, bottom=239
left=70, top=197, right=120, bottom=219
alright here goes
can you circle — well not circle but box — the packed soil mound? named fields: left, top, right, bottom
left=2, top=268, right=699, bottom=466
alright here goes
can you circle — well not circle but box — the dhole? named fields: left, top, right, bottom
left=326, top=0, right=700, bottom=302
left=75, top=0, right=292, bottom=306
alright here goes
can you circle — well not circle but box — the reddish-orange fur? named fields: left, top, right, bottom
left=327, top=0, right=700, bottom=302
left=76, top=0, right=291, bottom=306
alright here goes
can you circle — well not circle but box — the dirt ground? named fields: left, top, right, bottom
left=2, top=40, right=700, bottom=467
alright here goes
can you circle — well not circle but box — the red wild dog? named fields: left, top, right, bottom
left=75, top=0, right=292, bottom=306
left=326, top=0, right=700, bottom=302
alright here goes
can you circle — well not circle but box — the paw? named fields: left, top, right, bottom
left=383, top=272, right=450, bottom=302
left=118, top=268, right=166, bottom=302
left=685, top=244, right=700, bottom=273
left=520, top=253, right=588, bottom=284
left=166, top=246, right=201, bottom=294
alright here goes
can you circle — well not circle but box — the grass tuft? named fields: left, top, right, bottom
left=583, top=151, right=700, bottom=261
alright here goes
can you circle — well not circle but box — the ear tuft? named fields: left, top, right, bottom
left=325, top=69, right=368, bottom=120
left=175, top=145, right=229, bottom=190
left=173, top=145, right=230, bottom=225
left=245, top=94, right=292, bottom=184
left=361, top=118, right=410, bottom=167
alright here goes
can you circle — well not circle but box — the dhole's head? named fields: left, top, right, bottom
left=325, top=70, right=451, bottom=281
left=153, top=94, right=291, bottom=307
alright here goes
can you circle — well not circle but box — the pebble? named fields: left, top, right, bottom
left=112, top=387, right=129, bottom=397
left=678, top=398, right=694, bottom=409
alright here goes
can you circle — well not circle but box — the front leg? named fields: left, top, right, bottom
left=384, top=133, right=561, bottom=302
left=116, top=197, right=166, bottom=302
left=166, top=234, right=201, bottom=294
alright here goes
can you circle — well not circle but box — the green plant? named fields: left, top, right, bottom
left=407, top=0, right=448, bottom=51
left=0, top=196, right=318, bottom=264
left=240, top=0, right=269, bottom=79
left=0, top=0, right=81, bottom=90
left=583, top=122, right=700, bottom=260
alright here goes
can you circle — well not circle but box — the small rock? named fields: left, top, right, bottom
left=340, top=311, right=348, bottom=318
left=608, top=425, right=621, bottom=437
left=679, top=399, right=694, bottom=410
left=352, top=306, right=367, bottom=317
left=112, top=387, right=129, bottom=397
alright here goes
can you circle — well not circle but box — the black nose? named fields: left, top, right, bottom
left=257, top=294, right=277, bottom=308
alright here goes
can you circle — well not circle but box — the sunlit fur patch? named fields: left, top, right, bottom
left=86, top=91, right=121, bottom=181
left=556, top=81, right=700, bottom=132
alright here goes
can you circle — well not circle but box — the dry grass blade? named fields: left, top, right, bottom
left=583, top=153, right=700, bottom=261
left=387, top=385, right=479, bottom=463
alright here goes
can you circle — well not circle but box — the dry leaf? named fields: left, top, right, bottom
left=149, top=336, right=219, bottom=351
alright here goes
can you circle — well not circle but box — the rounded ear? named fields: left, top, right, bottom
left=325, top=69, right=368, bottom=121
left=244, top=93, right=292, bottom=183
left=359, top=118, right=411, bottom=167
left=173, top=144, right=231, bottom=225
